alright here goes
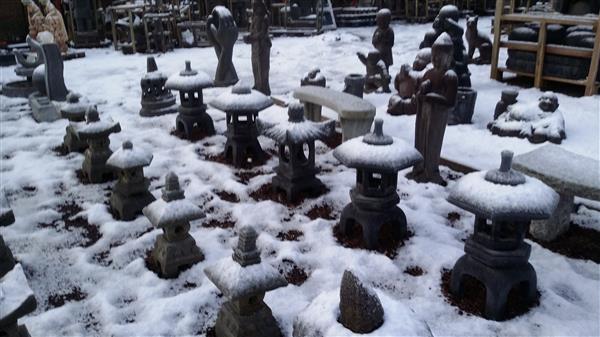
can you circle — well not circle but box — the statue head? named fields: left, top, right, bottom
left=538, top=92, right=559, bottom=112
left=433, top=5, right=460, bottom=31
left=252, top=0, right=267, bottom=16
left=413, top=48, right=431, bottom=71
left=367, top=49, right=382, bottom=65
left=21, top=0, right=33, bottom=6
left=376, top=9, right=391, bottom=29
left=466, top=15, right=479, bottom=30
left=431, top=33, right=453, bottom=70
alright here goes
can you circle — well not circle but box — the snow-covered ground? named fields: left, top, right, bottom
left=1, top=17, right=599, bottom=336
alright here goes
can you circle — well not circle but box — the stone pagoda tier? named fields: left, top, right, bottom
left=334, top=119, right=422, bottom=250
left=139, top=56, right=177, bottom=117
left=448, top=150, right=558, bottom=321
left=258, top=103, right=335, bottom=202
left=62, top=93, right=90, bottom=153
left=143, top=172, right=204, bottom=278
left=106, top=141, right=155, bottom=221
left=165, top=61, right=215, bottom=140
left=77, top=106, right=121, bottom=184
left=205, top=226, right=287, bottom=337
left=209, top=85, right=273, bottom=168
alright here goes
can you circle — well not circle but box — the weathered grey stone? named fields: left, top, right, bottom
left=339, top=270, right=384, bottom=333
left=61, top=93, right=89, bottom=153
left=207, top=6, right=239, bottom=87
left=139, top=57, right=177, bottom=117
left=29, top=38, right=68, bottom=102
left=493, top=89, right=518, bottom=120
left=0, top=235, right=15, bottom=277
left=372, top=9, right=394, bottom=71
left=28, top=92, right=60, bottom=123
left=465, top=15, right=492, bottom=65
left=293, top=85, right=375, bottom=141
left=301, top=68, right=326, bottom=88
left=244, top=0, right=271, bottom=95
left=0, top=193, right=15, bottom=227
left=343, top=74, right=365, bottom=98
left=513, top=145, right=600, bottom=241
left=357, top=49, right=391, bottom=93
left=1, top=36, right=42, bottom=98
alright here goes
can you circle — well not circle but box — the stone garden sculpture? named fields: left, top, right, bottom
left=207, top=6, right=239, bottom=87
left=408, top=33, right=457, bottom=185
left=465, top=15, right=492, bottom=65
left=21, top=0, right=44, bottom=40
left=22, top=0, right=69, bottom=53
left=62, top=92, right=89, bottom=153
left=357, top=50, right=391, bottom=94
left=301, top=68, right=326, bottom=87
left=387, top=48, right=430, bottom=116
left=244, top=0, right=271, bottom=95
left=140, top=57, right=177, bottom=117
left=493, top=89, right=518, bottom=120
left=371, top=9, right=394, bottom=72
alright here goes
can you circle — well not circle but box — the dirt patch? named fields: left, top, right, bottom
left=332, top=223, right=413, bottom=259
left=306, top=204, right=335, bottom=220
left=38, top=201, right=101, bottom=248
left=47, top=287, right=87, bottom=309
left=278, top=259, right=309, bottom=286
left=276, top=229, right=304, bottom=241
left=202, top=217, right=236, bottom=229
left=404, top=265, right=424, bottom=276
left=214, top=190, right=240, bottom=203
left=235, top=169, right=266, bottom=184
left=440, top=269, right=540, bottom=321
left=527, top=224, right=600, bottom=263
left=206, top=151, right=272, bottom=170
left=249, top=182, right=328, bottom=207
left=322, top=131, right=342, bottom=149
left=22, top=185, right=36, bottom=192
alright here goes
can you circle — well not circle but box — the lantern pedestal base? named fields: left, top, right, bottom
left=63, top=125, right=87, bottom=153
left=175, top=110, right=215, bottom=140
left=152, top=234, right=204, bottom=278
left=140, top=96, right=177, bottom=117
left=215, top=300, right=282, bottom=337
left=339, top=202, right=407, bottom=250
left=110, top=190, right=155, bottom=221
left=224, top=135, right=266, bottom=168
left=272, top=172, right=325, bottom=203
left=82, top=152, right=114, bottom=184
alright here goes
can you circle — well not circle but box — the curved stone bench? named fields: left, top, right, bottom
left=293, top=85, right=375, bottom=142
left=513, top=144, right=600, bottom=242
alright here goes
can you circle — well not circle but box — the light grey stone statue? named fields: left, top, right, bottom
left=244, top=0, right=271, bottom=95
left=207, top=6, right=239, bottom=87
left=339, top=270, right=384, bottom=333
left=143, top=172, right=204, bottom=278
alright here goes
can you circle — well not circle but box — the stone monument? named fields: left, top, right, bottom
left=207, top=6, right=239, bottom=86
left=244, top=0, right=271, bottom=95
left=140, top=57, right=177, bottom=117
left=339, top=270, right=384, bottom=333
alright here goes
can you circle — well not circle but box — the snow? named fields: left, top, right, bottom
left=259, top=117, right=335, bottom=144
left=142, top=70, right=167, bottom=81
left=204, top=255, right=287, bottom=300
left=106, top=142, right=153, bottom=169
left=448, top=171, right=559, bottom=221
left=0, top=16, right=599, bottom=337
left=143, top=198, right=205, bottom=229
left=334, top=135, right=422, bottom=171
left=209, top=86, right=272, bottom=113
left=0, top=264, right=35, bottom=319
left=76, top=118, right=120, bottom=136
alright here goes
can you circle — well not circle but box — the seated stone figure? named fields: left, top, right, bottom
left=357, top=50, right=391, bottom=94
left=465, top=16, right=492, bottom=65
left=388, top=48, right=431, bottom=116
left=488, top=92, right=566, bottom=144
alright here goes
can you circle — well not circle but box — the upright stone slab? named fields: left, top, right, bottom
left=339, top=270, right=384, bottom=333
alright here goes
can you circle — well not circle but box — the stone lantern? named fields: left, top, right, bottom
left=448, top=150, right=558, bottom=320
left=258, top=103, right=335, bottom=202
left=165, top=60, right=215, bottom=140
left=139, top=56, right=177, bottom=117
left=205, top=226, right=287, bottom=337
left=209, top=84, right=273, bottom=168
left=143, top=172, right=204, bottom=278
left=62, top=92, right=89, bottom=153
left=106, top=141, right=155, bottom=221
left=77, top=106, right=121, bottom=184
left=333, top=119, right=422, bottom=249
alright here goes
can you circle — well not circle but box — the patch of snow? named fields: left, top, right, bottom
left=143, top=198, right=204, bottom=228
left=0, top=264, right=35, bottom=319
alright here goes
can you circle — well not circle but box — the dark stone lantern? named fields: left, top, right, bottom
left=333, top=119, right=422, bottom=249
left=205, top=226, right=287, bottom=337
left=258, top=103, right=335, bottom=202
left=165, top=60, right=215, bottom=140
left=62, top=92, right=89, bottom=153
left=209, top=85, right=273, bottom=168
left=143, top=172, right=205, bottom=278
left=448, top=150, right=558, bottom=320
left=106, top=141, right=155, bottom=221
left=139, top=56, right=177, bottom=117
left=77, top=106, right=121, bottom=184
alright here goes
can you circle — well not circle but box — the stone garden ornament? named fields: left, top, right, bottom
left=244, top=0, right=271, bottom=96
left=357, top=49, right=391, bottom=93
left=207, top=6, right=239, bottom=87
left=0, top=193, right=15, bottom=227
left=465, top=15, right=492, bottom=65
left=387, top=48, right=430, bottom=116
left=1, top=36, right=43, bottom=98
left=62, top=92, right=90, bottom=153
left=140, top=57, right=177, bottom=117
left=339, top=270, right=384, bottom=333
left=301, top=68, right=326, bottom=87
left=371, top=9, right=394, bottom=72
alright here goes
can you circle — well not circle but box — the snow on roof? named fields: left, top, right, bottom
left=448, top=171, right=558, bottom=221
left=0, top=264, right=35, bottom=320
left=106, top=141, right=153, bottom=169
left=334, top=136, right=422, bottom=172
left=142, top=70, right=167, bottom=81
left=204, top=256, right=287, bottom=300
left=209, top=86, right=272, bottom=113
left=259, top=118, right=335, bottom=144
left=165, top=62, right=212, bottom=91
left=77, top=118, right=121, bottom=137
left=143, top=198, right=204, bottom=228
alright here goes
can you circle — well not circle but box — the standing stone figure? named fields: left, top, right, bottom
left=244, top=0, right=272, bottom=96
left=207, top=6, right=239, bottom=86
left=39, top=0, right=69, bottom=53
left=371, top=9, right=394, bottom=72
left=21, top=0, right=45, bottom=39
left=357, top=50, right=391, bottom=93
left=408, top=33, right=457, bottom=185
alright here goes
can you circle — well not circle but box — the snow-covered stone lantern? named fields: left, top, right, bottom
left=258, top=103, right=335, bottom=202
left=205, top=226, right=287, bottom=337
left=62, top=92, right=89, bottom=153
left=209, top=84, right=273, bottom=168
left=139, top=56, right=177, bottom=117
left=165, top=60, right=214, bottom=140
left=143, top=172, right=204, bottom=278
left=77, top=106, right=121, bottom=184
left=333, top=119, right=422, bottom=249
left=106, top=140, right=155, bottom=221
left=448, top=150, right=558, bottom=320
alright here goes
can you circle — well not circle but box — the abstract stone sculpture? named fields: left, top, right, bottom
left=488, top=92, right=566, bottom=144
left=301, top=68, right=326, bottom=87
left=448, top=151, right=558, bottom=320
left=408, top=33, right=458, bottom=185
left=258, top=103, right=335, bottom=202
left=166, top=61, right=215, bottom=140
left=78, top=106, right=121, bottom=184
left=1, top=36, right=43, bottom=98
left=372, top=9, right=394, bottom=72
left=244, top=0, right=271, bottom=95
left=209, top=84, right=272, bottom=168
left=207, top=6, right=239, bottom=87
left=343, top=74, right=365, bottom=98
left=107, top=141, right=155, bottom=221
left=205, top=226, right=287, bottom=337
left=493, top=89, right=518, bottom=120
left=62, top=93, right=89, bottom=153
left=143, top=172, right=204, bottom=278
left=334, top=119, right=422, bottom=249
left=140, top=57, right=177, bottom=117
left=38, top=0, right=69, bottom=53
left=465, top=16, right=492, bottom=65
left=0, top=193, right=15, bottom=227
left=357, top=50, right=391, bottom=93
left=339, top=270, right=384, bottom=333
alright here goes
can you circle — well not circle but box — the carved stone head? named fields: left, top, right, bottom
left=431, top=33, right=453, bottom=71
left=538, top=92, right=559, bottom=112
left=376, top=9, right=391, bottom=29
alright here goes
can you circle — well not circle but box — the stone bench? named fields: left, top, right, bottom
left=513, top=144, right=600, bottom=241
left=293, top=85, right=375, bottom=142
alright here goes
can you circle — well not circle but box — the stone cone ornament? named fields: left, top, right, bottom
left=339, top=270, right=384, bottom=333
